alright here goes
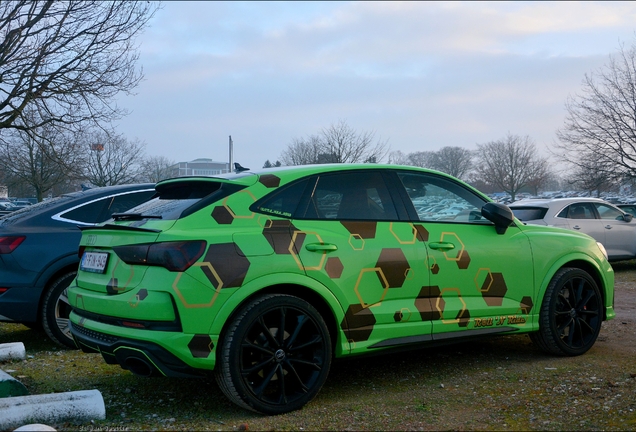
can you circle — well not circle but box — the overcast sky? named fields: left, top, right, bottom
left=113, top=1, right=636, bottom=170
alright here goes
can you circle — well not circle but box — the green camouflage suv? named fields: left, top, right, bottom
left=68, top=164, right=614, bottom=414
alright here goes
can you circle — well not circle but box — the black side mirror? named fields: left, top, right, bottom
left=482, top=202, right=515, bottom=235
left=623, top=213, right=633, bottom=222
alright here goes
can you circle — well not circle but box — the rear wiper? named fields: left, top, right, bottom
left=112, top=213, right=163, bottom=221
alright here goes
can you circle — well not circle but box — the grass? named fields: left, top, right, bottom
left=1, top=326, right=634, bottom=431
left=1, top=262, right=636, bottom=430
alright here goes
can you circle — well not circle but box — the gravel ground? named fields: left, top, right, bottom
left=1, top=262, right=635, bottom=431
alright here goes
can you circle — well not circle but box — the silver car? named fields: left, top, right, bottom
left=509, top=197, right=636, bottom=261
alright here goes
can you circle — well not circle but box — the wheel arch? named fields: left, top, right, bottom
left=211, top=274, right=347, bottom=359
left=35, top=257, right=79, bottom=324
left=540, top=257, right=611, bottom=320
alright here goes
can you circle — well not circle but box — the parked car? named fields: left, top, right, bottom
left=68, top=165, right=614, bottom=414
left=617, top=203, right=636, bottom=217
left=0, top=184, right=156, bottom=347
left=10, top=200, right=34, bottom=209
left=0, top=201, right=18, bottom=215
left=509, top=197, right=636, bottom=262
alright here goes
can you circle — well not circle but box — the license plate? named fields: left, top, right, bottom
left=80, top=252, right=109, bottom=274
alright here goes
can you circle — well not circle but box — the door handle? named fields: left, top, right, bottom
left=572, top=225, right=581, bottom=230
left=605, top=225, right=612, bottom=229
left=428, top=242, right=455, bottom=251
left=305, top=243, right=338, bottom=252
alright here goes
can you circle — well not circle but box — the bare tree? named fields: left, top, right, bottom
left=281, top=120, right=389, bottom=165
left=566, top=151, right=616, bottom=197
left=263, top=160, right=282, bottom=168
left=139, top=155, right=176, bottom=183
left=406, top=151, right=434, bottom=168
left=0, top=123, right=84, bottom=201
left=428, top=146, right=473, bottom=179
left=320, top=120, right=388, bottom=163
left=280, top=136, right=322, bottom=166
left=525, top=161, right=552, bottom=196
left=84, top=132, right=146, bottom=186
left=390, top=150, right=436, bottom=169
left=388, top=150, right=434, bottom=168
left=474, top=133, right=550, bottom=201
left=555, top=39, right=636, bottom=182
left=388, top=150, right=409, bottom=165
left=0, top=1, right=159, bottom=134
left=389, top=147, right=472, bottom=180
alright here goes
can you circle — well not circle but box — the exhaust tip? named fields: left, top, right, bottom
left=124, top=357, right=155, bottom=377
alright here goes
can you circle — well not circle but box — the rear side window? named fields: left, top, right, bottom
left=302, top=171, right=398, bottom=221
left=60, top=190, right=155, bottom=224
left=511, top=207, right=548, bottom=221
left=253, top=179, right=310, bottom=218
left=254, top=171, right=399, bottom=221
left=557, top=203, right=596, bottom=219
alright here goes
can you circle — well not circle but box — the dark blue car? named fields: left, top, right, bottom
left=0, top=184, right=155, bottom=347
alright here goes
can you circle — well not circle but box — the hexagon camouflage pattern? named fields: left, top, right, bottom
left=74, top=172, right=536, bottom=362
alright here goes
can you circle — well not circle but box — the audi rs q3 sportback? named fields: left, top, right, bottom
left=68, top=164, right=614, bottom=414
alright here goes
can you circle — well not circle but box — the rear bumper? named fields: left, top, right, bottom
left=70, top=318, right=211, bottom=379
left=0, top=285, right=43, bottom=323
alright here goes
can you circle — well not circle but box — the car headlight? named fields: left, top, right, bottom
left=596, top=242, right=609, bottom=260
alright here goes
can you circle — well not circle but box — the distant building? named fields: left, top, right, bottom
left=171, top=158, right=230, bottom=177
left=0, top=186, right=7, bottom=199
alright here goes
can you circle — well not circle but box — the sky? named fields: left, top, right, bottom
left=113, top=1, right=636, bottom=170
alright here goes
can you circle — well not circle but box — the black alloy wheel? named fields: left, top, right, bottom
left=216, top=294, right=332, bottom=414
left=531, top=267, right=603, bottom=356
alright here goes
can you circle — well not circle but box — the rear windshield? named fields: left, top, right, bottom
left=122, top=180, right=244, bottom=220
left=510, top=207, right=548, bottom=221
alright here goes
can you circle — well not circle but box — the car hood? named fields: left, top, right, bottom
left=517, top=221, right=601, bottom=246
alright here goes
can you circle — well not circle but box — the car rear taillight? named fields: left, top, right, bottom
left=0, top=236, right=25, bottom=254
left=113, top=240, right=207, bottom=272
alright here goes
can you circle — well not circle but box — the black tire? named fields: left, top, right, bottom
left=41, top=271, right=77, bottom=348
left=530, top=267, right=603, bottom=356
left=215, top=294, right=332, bottom=414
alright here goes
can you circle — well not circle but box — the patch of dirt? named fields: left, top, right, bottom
left=1, top=262, right=635, bottom=430
left=596, top=262, right=636, bottom=360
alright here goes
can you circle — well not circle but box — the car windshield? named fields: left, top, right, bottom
left=510, top=207, right=548, bottom=221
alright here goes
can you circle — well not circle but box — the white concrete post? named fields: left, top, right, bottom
left=0, top=389, right=106, bottom=430
left=0, top=342, right=26, bottom=361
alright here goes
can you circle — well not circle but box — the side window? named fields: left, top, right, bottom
left=595, top=203, right=624, bottom=220
left=397, top=172, right=486, bottom=222
left=253, top=179, right=309, bottom=218
left=60, top=190, right=155, bottom=224
left=59, top=199, right=108, bottom=224
left=303, top=171, right=398, bottom=221
left=562, top=203, right=596, bottom=219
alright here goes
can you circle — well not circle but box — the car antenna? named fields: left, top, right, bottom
left=234, top=162, right=250, bottom=173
